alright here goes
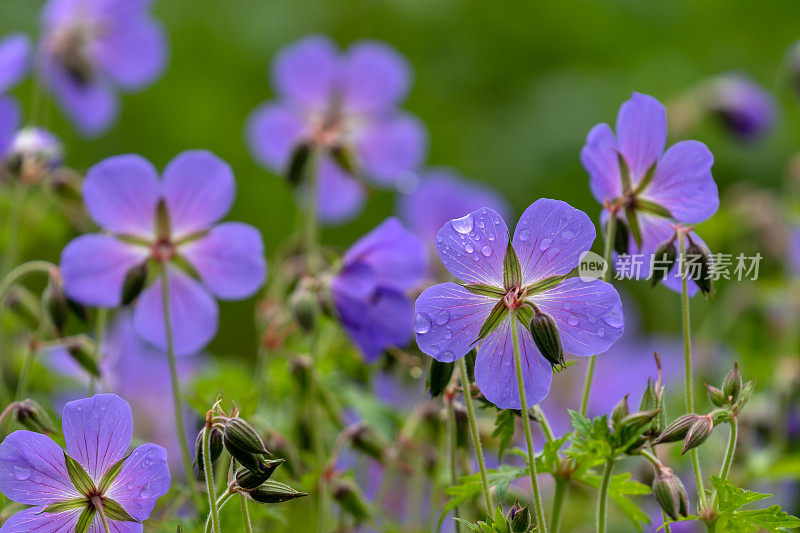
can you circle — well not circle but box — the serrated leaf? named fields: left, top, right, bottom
left=524, top=274, right=567, bottom=295
left=711, top=476, right=800, bottom=533
left=461, top=283, right=505, bottom=298
left=103, top=498, right=139, bottom=522
left=626, top=209, right=642, bottom=250
left=503, top=243, right=522, bottom=290
left=64, top=453, right=95, bottom=495
left=438, top=466, right=527, bottom=531
left=98, top=454, right=129, bottom=494
left=636, top=199, right=672, bottom=218
left=492, top=410, right=516, bottom=462
left=75, top=506, right=96, bottom=533
left=474, top=300, right=509, bottom=345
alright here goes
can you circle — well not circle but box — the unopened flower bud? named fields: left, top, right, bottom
left=285, top=142, right=311, bottom=186
left=193, top=426, right=223, bottom=480
left=529, top=311, right=564, bottom=370
left=121, top=262, right=148, bottom=305
left=611, top=216, right=630, bottom=255
left=289, top=286, right=319, bottom=332
left=651, top=239, right=678, bottom=287
left=65, top=338, right=100, bottom=377
left=330, top=144, right=359, bottom=175
left=507, top=502, right=532, bottom=533
left=723, top=363, right=742, bottom=403
left=686, top=240, right=714, bottom=296
left=654, top=414, right=702, bottom=445
left=705, top=383, right=726, bottom=407
left=331, top=478, right=372, bottom=522
left=621, top=410, right=660, bottom=433
left=612, top=395, right=629, bottom=427
left=682, top=415, right=714, bottom=454
left=427, top=359, right=454, bottom=398
left=233, top=460, right=283, bottom=490
left=289, top=355, right=312, bottom=390
left=246, top=480, right=308, bottom=504
left=44, top=276, right=69, bottom=334
left=652, top=466, right=689, bottom=520
left=224, top=417, right=271, bottom=472
left=15, top=399, right=57, bottom=434
left=348, top=423, right=387, bottom=462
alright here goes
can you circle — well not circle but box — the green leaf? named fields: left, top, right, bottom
left=625, top=209, right=642, bottom=250
left=438, top=466, right=528, bottom=531
left=75, top=506, right=96, bottom=533
left=711, top=476, right=800, bottom=532
left=636, top=199, right=672, bottom=218
left=564, top=410, right=613, bottom=467
left=582, top=472, right=651, bottom=532
left=474, top=300, right=509, bottom=345
left=64, top=452, right=95, bottom=495
left=524, top=274, right=567, bottom=295
left=461, top=283, right=505, bottom=298
left=103, top=498, right=139, bottom=522
left=492, top=409, right=516, bottom=462
left=40, top=498, right=88, bottom=513
left=98, top=454, right=129, bottom=494
left=503, top=243, right=522, bottom=289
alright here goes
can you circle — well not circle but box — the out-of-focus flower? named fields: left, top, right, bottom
left=581, top=92, right=718, bottom=295
left=2, top=127, right=64, bottom=184
left=60, top=151, right=267, bottom=355
left=788, top=226, right=800, bottom=277
left=247, top=35, right=427, bottom=225
left=0, top=394, right=170, bottom=530
left=414, top=199, right=624, bottom=409
left=0, top=33, right=30, bottom=94
left=331, top=217, right=426, bottom=361
left=705, top=74, right=776, bottom=142
left=37, top=0, right=167, bottom=136
left=397, top=168, right=511, bottom=258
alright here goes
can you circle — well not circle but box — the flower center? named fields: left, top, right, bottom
left=503, top=285, right=527, bottom=310
left=50, top=22, right=100, bottom=85
left=151, top=239, right=175, bottom=263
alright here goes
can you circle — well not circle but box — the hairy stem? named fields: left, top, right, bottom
left=203, top=425, right=221, bottom=533
left=510, top=310, right=547, bottom=532
left=205, top=492, right=234, bottom=533
left=597, top=459, right=615, bottom=533
left=161, top=268, right=202, bottom=511
left=239, top=494, right=253, bottom=533
left=719, top=417, right=738, bottom=481
left=580, top=214, right=616, bottom=416
left=550, top=478, right=566, bottom=533
left=457, top=357, right=493, bottom=512
left=88, top=308, right=107, bottom=395
left=446, top=396, right=462, bottom=532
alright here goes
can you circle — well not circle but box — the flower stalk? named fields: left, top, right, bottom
left=446, top=392, right=462, bottom=532
left=203, top=423, right=222, bottom=533
left=239, top=494, right=253, bottom=533
left=597, top=459, right=616, bottom=533
left=718, top=416, right=738, bottom=481
left=456, top=357, right=493, bottom=513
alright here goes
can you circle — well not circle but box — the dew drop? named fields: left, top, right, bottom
left=561, top=230, right=575, bottom=241
left=519, top=229, right=530, bottom=242
left=441, top=350, right=455, bottom=360
left=465, top=244, right=474, bottom=253
left=436, top=309, right=450, bottom=325
left=476, top=220, right=485, bottom=228
left=603, top=314, right=623, bottom=328
left=444, top=329, right=453, bottom=339
left=567, top=315, right=579, bottom=326
left=12, top=466, right=30, bottom=481
left=539, top=238, right=552, bottom=251
left=451, top=214, right=474, bottom=234
left=488, top=233, right=496, bottom=241
left=596, top=327, right=605, bottom=337
left=140, top=484, right=151, bottom=498
left=414, top=313, right=431, bottom=334
left=481, top=246, right=493, bottom=257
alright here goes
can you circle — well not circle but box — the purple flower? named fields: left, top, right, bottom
left=0, top=394, right=170, bottom=531
left=705, top=74, right=776, bottom=142
left=788, top=226, right=800, bottom=278
left=247, top=35, right=427, bottom=225
left=414, top=199, right=624, bottom=409
left=3, top=127, right=64, bottom=182
left=397, top=168, right=511, bottom=252
left=581, top=92, right=718, bottom=294
left=0, top=97, right=20, bottom=164
left=37, top=0, right=167, bottom=136
left=331, top=217, right=426, bottom=361
left=60, top=151, right=267, bottom=355
left=0, top=33, right=30, bottom=93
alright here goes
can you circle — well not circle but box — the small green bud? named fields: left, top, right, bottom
left=507, top=502, right=532, bottom=533
left=224, top=417, right=271, bottom=473
left=121, top=262, right=148, bottom=305
left=44, top=276, right=69, bottom=334
left=686, top=240, right=714, bottom=296
left=654, top=414, right=702, bottom=445
left=612, top=216, right=630, bottom=255
left=192, top=426, right=223, bottom=480
left=332, top=478, right=372, bottom=522
left=737, top=379, right=756, bottom=409
left=651, top=239, right=678, bottom=287
left=66, top=338, right=101, bottom=377
left=620, top=410, right=660, bottom=433
left=233, top=460, right=283, bottom=490
left=348, top=423, right=387, bottom=462
left=612, top=394, right=630, bottom=428
left=330, top=144, right=359, bottom=175
left=427, top=359, right=454, bottom=398
left=705, top=383, right=726, bottom=407
left=246, top=480, right=308, bottom=504
left=529, top=311, right=564, bottom=370
left=289, top=355, right=312, bottom=390
left=682, top=415, right=714, bottom=454
left=289, top=286, right=319, bottom=332
left=652, top=466, right=689, bottom=520
left=722, top=363, right=742, bottom=403
left=285, top=142, right=311, bottom=186
left=15, top=399, right=57, bottom=434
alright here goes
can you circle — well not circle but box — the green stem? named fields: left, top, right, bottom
left=0, top=260, right=56, bottom=305
left=1, top=184, right=28, bottom=279
left=579, top=214, right=616, bottom=416
left=88, top=308, right=107, bottom=395
left=203, top=425, right=221, bottom=533
left=718, top=417, right=738, bottom=481
left=304, top=148, right=321, bottom=274
left=160, top=268, right=202, bottom=511
left=14, top=343, right=35, bottom=401
left=550, top=478, right=566, bottom=533
left=239, top=494, right=253, bottom=533
left=205, top=492, right=234, bottom=533
left=509, top=311, right=547, bottom=532
left=446, top=396, right=462, bottom=532
left=533, top=405, right=555, bottom=442
left=457, top=357, right=493, bottom=513
left=93, top=498, right=112, bottom=533
left=597, top=459, right=615, bottom=533
left=678, top=233, right=707, bottom=510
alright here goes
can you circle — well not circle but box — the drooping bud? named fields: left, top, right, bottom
left=330, top=144, right=359, bottom=176
left=682, top=415, right=714, bottom=454
left=288, top=285, right=319, bottom=332
left=223, top=417, right=271, bottom=473
left=705, top=383, right=726, bottom=407
left=427, top=359, right=454, bottom=398
left=193, top=426, right=223, bottom=480
left=233, top=460, right=284, bottom=490
left=723, top=363, right=742, bottom=403
left=15, top=399, right=57, bottom=434
left=348, top=423, right=387, bottom=462
left=121, top=262, right=148, bottom=305
left=65, top=337, right=101, bottom=377
left=529, top=311, right=564, bottom=370
left=246, top=480, right=308, bottom=504
left=285, top=142, right=311, bottom=186
left=651, top=239, right=678, bottom=287
left=685, top=240, right=714, bottom=296
left=331, top=478, right=372, bottom=522
left=610, top=216, right=629, bottom=255
left=652, top=466, right=689, bottom=520
left=612, top=395, right=630, bottom=427
left=654, top=414, right=703, bottom=445
left=289, top=355, right=312, bottom=390
left=4, top=287, right=42, bottom=330
left=44, top=275, right=69, bottom=334
left=507, top=502, right=532, bottom=533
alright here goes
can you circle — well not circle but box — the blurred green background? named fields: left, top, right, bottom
left=1, top=0, right=799, bottom=362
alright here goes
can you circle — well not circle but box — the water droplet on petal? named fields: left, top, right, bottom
left=441, top=350, right=455, bottom=360
left=465, top=244, right=474, bottom=253
left=436, top=309, right=450, bottom=325
left=12, top=466, right=30, bottom=480
left=488, top=233, right=496, bottom=241
left=603, top=314, right=623, bottom=328
left=481, top=246, right=492, bottom=257
left=520, top=229, right=530, bottom=242
left=567, top=315, right=579, bottom=326
left=444, top=329, right=453, bottom=339
left=561, top=230, right=575, bottom=241
left=414, top=313, right=431, bottom=334
left=451, top=214, right=474, bottom=234
left=140, top=484, right=151, bottom=498
left=596, top=327, right=605, bottom=337
left=539, top=238, right=552, bottom=251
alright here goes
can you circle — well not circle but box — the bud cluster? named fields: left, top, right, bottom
left=653, top=413, right=715, bottom=454
left=652, top=464, right=689, bottom=520
left=705, top=362, right=754, bottom=414
left=609, top=394, right=660, bottom=453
